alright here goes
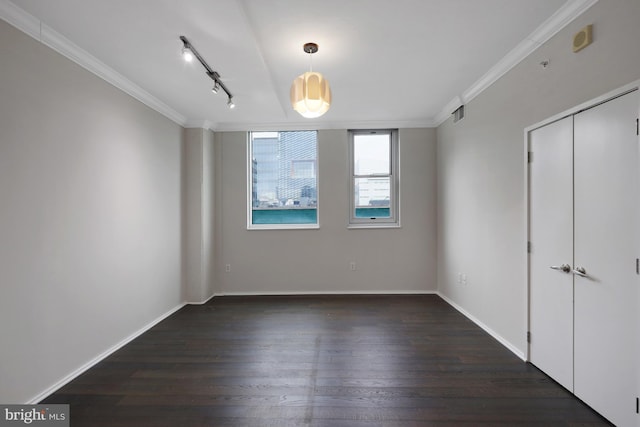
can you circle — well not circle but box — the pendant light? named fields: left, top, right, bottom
left=290, top=43, right=331, bottom=118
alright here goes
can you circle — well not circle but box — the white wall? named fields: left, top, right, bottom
left=437, top=0, right=640, bottom=357
left=0, top=20, right=183, bottom=403
left=215, top=128, right=437, bottom=294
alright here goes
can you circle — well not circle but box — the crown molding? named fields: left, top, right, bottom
left=434, top=0, right=599, bottom=126
left=433, top=96, right=463, bottom=126
left=211, top=118, right=437, bottom=132
left=0, top=0, right=187, bottom=126
left=184, top=120, right=216, bottom=130
left=0, top=0, right=38, bottom=38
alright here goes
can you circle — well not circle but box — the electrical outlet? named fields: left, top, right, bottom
left=225, top=264, right=231, bottom=273
left=349, top=261, right=356, bottom=271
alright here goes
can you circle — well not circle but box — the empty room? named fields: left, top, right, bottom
left=1, top=0, right=639, bottom=425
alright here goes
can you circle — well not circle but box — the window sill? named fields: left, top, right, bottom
left=247, top=224, right=320, bottom=231
left=347, top=222, right=401, bottom=230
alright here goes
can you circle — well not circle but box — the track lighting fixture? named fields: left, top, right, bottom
left=180, top=36, right=235, bottom=108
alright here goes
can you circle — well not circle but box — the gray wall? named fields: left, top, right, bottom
left=437, top=0, right=640, bottom=357
left=215, top=128, right=437, bottom=294
left=183, top=128, right=216, bottom=303
left=0, top=20, right=183, bottom=403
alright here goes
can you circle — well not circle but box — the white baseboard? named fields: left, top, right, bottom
left=184, top=293, right=216, bottom=305
left=27, top=302, right=186, bottom=404
left=436, top=292, right=526, bottom=361
left=215, top=290, right=438, bottom=297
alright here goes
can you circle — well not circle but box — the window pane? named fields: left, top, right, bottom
left=354, top=134, right=390, bottom=175
left=349, top=129, right=399, bottom=227
left=250, top=131, right=317, bottom=226
left=354, top=177, right=390, bottom=218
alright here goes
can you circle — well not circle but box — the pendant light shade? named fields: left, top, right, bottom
left=290, top=71, right=332, bottom=118
left=290, top=43, right=331, bottom=118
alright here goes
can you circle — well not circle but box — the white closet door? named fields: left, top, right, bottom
left=529, top=116, right=574, bottom=391
left=573, top=90, right=639, bottom=427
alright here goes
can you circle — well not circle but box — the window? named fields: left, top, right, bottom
left=349, top=129, right=399, bottom=227
left=248, top=131, right=318, bottom=229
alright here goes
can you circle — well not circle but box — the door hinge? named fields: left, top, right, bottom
left=527, top=331, right=531, bottom=344
left=636, top=258, right=639, bottom=275
left=527, top=151, right=533, bottom=163
left=636, top=118, right=639, bottom=136
left=636, top=396, right=639, bottom=414
left=527, top=241, right=532, bottom=253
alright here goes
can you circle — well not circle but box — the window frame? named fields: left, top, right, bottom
left=247, top=131, right=320, bottom=230
left=348, top=129, right=400, bottom=228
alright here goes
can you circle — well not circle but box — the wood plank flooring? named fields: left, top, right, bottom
left=41, top=295, right=611, bottom=426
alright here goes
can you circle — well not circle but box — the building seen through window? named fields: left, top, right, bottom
left=249, top=131, right=318, bottom=227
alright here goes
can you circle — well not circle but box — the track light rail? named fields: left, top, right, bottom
left=180, top=35, right=234, bottom=104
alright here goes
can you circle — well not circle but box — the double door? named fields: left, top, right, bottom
left=529, top=88, right=639, bottom=427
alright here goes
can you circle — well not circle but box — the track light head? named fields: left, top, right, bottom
left=181, top=46, right=194, bottom=62
left=227, top=97, right=236, bottom=109
left=211, top=82, right=220, bottom=94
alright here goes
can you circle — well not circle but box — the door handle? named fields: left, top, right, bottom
left=550, top=264, right=571, bottom=273
left=573, top=266, right=588, bottom=277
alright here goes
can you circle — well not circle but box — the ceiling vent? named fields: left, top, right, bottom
left=572, top=24, right=593, bottom=53
left=453, top=105, right=465, bottom=123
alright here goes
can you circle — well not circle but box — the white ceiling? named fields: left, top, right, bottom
left=2, top=0, right=595, bottom=130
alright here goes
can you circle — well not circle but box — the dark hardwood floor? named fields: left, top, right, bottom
left=42, top=295, right=611, bottom=426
